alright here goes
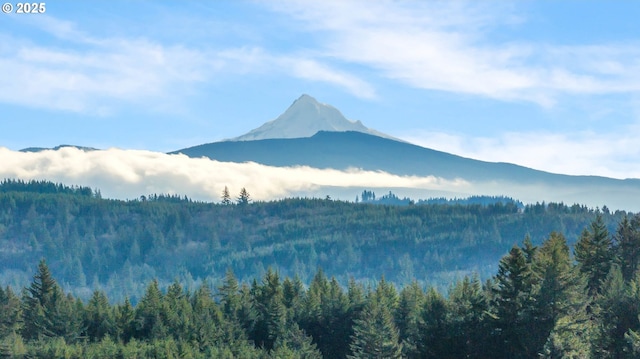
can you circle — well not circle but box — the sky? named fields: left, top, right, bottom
left=1, top=0, right=640, bottom=182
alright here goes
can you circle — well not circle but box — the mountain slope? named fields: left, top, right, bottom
left=173, top=130, right=640, bottom=209
left=173, top=130, right=635, bottom=186
left=228, top=94, right=394, bottom=141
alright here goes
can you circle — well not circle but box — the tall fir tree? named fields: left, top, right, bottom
left=534, top=232, right=589, bottom=358
left=0, top=286, right=21, bottom=339
left=417, top=287, right=450, bottom=359
left=221, top=186, right=232, bottom=205
left=592, top=266, right=640, bottom=359
left=20, top=259, right=81, bottom=342
left=574, top=214, right=614, bottom=297
left=114, top=297, right=135, bottom=343
left=395, top=281, right=424, bottom=359
left=84, top=290, right=115, bottom=342
left=613, top=215, right=640, bottom=282
left=237, top=187, right=251, bottom=205
left=133, top=279, right=167, bottom=340
left=349, top=283, right=402, bottom=359
left=447, top=275, right=490, bottom=359
left=489, top=245, right=537, bottom=359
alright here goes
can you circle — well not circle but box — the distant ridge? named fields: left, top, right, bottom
left=227, top=94, right=395, bottom=141
left=20, top=144, right=98, bottom=153
left=174, top=130, right=629, bottom=184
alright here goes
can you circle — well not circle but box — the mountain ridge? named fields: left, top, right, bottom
left=173, top=130, right=638, bottom=184
left=172, top=130, right=640, bottom=210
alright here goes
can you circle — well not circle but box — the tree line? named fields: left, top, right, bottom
left=2, top=214, right=640, bottom=358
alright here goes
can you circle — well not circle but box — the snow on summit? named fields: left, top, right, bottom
left=228, top=94, right=391, bottom=141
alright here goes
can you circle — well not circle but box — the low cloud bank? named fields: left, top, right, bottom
left=1, top=147, right=638, bottom=211
left=0, top=147, right=468, bottom=202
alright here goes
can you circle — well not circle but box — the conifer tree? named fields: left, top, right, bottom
left=115, top=297, right=135, bottom=343
left=218, top=269, right=241, bottom=320
left=221, top=186, right=231, bottom=205
left=533, top=232, right=587, bottom=357
left=190, top=282, right=226, bottom=351
left=163, top=281, right=192, bottom=341
left=84, top=290, right=115, bottom=342
left=489, top=245, right=537, bottom=358
left=0, top=286, right=21, bottom=339
left=592, top=266, right=640, bottom=359
left=270, top=323, right=323, bottom=359
left=395, top=281, right=424, bottom=359
left=448, top=275, right=489, bottom=359
left=251, top=268, right=286, bottom=351
left=614, top=215, right=640, bottom=282
left=349, top=284, right=402, bottom=359
left=282, top=276, right=305, bottom=321
left=237, top=187, right=251, bottom=205
left=417, top=287, right=450, bottom=358
left=625, top=326, right=640, bottom=357
left=20, top=259, right=80, bottom=341
left=134, top=279, right=166, bottom=340
left=575, top=214, right=614, bottom=297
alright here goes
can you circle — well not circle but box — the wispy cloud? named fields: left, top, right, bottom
left=266, top=1, right=640, bottom=106
left=0, top=15, right=375, bottom=114
left=218, top=47, right=376, bottom=99
left=0, top=18, right=212, bottom=114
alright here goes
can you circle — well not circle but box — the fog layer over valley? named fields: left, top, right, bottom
left=1, top=146, right=638, bottom=211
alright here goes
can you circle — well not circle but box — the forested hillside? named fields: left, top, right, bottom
left=0, top=180, right=629, bottom=303
left=2, top=216, right=640, bottom=358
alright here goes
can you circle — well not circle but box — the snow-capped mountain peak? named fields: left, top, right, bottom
left=228, top=94, right=391, bottom=141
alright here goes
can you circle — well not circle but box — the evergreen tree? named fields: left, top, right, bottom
left=625, top=327, right=640, bottom=357
left=575, top=214, right=614, bottom=297
left=349, top=284, right=402, bottom=359
left=218, top=269, right=241, bottom=321
left=84, top=290, right=115, bottom=342
left=613, top=215, right=640, bottom=282
left=221, top=186, right=232, bottom=205
left=534, top=232, right=588, bottom=358
left=298, top=270, right=354, bottom=359
left=114, top=297, right=135, bottom=343
left=489, top=245, right=537, bottom=358
left=163, top=280, right=192, bottom=341
left=134, top=279, right=166, bottom=340
left=0, top=286, right=21, bottom=339
left=237, top=187, right=251, bottom=205
left=592, top=266, right=640, bottom=359
left=20, top=259, right=80, bottom=342
left=272, top=322, right=323, bottom=359
left=251, top=268, right=286, bottom=350
left=447, top=275, right=490, bottom=359
left=417, top=287, right=450, bottom=359
left=190, top=282, right=227, bottom=351
left=395, top=281, right=424, bottom=359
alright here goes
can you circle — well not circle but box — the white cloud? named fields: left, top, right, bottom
left=0, top=15, right=375, bottom=114
left=0, top=147, right=466, bottom=201
left=1, top=147, right=638, bottom=211
left=218, top=47, right=376, bottom=99
left=267, top=1, right=640, bottom=106
left=0, top=29, right=212, bottom=114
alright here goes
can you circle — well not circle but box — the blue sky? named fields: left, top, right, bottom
left=1, top=1, right=640, bottom=179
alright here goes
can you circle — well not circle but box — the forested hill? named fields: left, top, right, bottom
left=0, top=180, right=630, bottom=302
